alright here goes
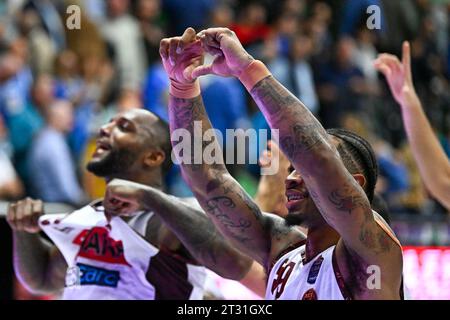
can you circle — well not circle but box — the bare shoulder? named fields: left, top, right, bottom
left=335, top=210, right=403, bottom=299
left=262, top=212, right=306, bottom=269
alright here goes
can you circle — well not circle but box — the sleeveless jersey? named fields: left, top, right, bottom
left=39, top=201, right=207, bottom=300
left=266, top=212, right=403, bottom=300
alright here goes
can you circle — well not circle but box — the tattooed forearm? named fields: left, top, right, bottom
left=237, top=189, right=263, bottom=220
left=169, top=95, right=226, bottom=173
left=328, top=190, right=367, bottom=215
left=170, top=95, right=204, bottom=133
left=143, top=188, right=252, bottom=280
left=250, top=76, right=297, bottom=115
left=168, top=91, right=277, bottom=264
left=205, top=196, right=253, bottom=244
left=250, top=76, right=329, bottom=162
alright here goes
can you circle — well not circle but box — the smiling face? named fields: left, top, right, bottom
left=284, top=136, right=350, bottom=228
left=284, top=164, right=324, bottom=228
left=86, top=109, right=161, bottom=179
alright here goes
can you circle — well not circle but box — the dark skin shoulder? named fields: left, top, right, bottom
left=335, top=215, right=403, bottom=300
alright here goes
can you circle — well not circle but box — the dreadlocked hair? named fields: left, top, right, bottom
left=326, top=128, right=378, bottom=204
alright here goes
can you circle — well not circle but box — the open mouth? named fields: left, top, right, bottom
left=286, top=190, right=309, bottom=208
left=94, top=140, right=112, bottom=155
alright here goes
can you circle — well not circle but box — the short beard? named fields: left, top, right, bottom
left=284, top=212, right=306, bottom=227
left=86, top=148, right=136, bottom=178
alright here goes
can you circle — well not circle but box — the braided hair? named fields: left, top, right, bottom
left=326, top=128, right=378, bottom=204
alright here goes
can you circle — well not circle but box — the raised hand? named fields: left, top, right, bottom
left=7, top=198, right=44, bottom=233
left=374, top=41, right=420, bottom=108
left=159, top=27, right=204, bottom=84
left=255, top=140, right=290, bottom=217
left=192, top=27, right=254, bottom=79
left=104, top=179, right=148, bottom=218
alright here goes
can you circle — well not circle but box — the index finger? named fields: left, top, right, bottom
left=177, top=27, right=197, bottom=53
left=402, top=41, right=412, bottom=83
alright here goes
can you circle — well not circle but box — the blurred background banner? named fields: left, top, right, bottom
left=0, top=0, right=449, bottom=299
left=403, top=246, right=450, bottom=300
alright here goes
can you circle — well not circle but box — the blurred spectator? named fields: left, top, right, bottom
left=353, top=27, right=379, bottom=84
left=201, top=74, right=250, bottom=139
left=316, top=37, right=366, bottom=128
left=230, top=0, right=271, bottom=57
left=54, top=50, right=84, bottom=105
left=0, top=116, right=24, bottom=201
left=134, top=0, right=167, bottom=64
left=272, top=11, right=300, bottom=58
left=80, top=0, right=106, bottom=23
left=373, top=139, right=410, bottom=209
left=28, top=99, right=85, bottom=206
left=339, top=0, right=384, bottom=37
left=379, top=0, right=420, bottom=54
left=142, top=62, right=170, bottom=121
left=16, top=6, right=56, bottom=75
left=22, top=0, right=66, bottom=52
left=100, top=0, right=147, bottom=90
left=0, top=56, right=48, bottom=185
left=209, top=2, right=234, bottom=28
left=269, top=32, right=318, bottom=114
left=162, top=0, right=215, bottom=35
left=64, top=0, right=107, bottom=64
left=306, top=1, right=333, bottom=61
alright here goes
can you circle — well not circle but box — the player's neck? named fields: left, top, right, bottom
left=105, top=170, right=164, bottom=191
left=304, top=224, right=339, bottom=263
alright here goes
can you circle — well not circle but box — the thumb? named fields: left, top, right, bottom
left=192, top=64, right=214, bottom=79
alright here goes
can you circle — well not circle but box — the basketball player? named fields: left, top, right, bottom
left=7, top=108, right=265, bottom=299
left=375, top=42, right=450, bottom=210
left=159, top=27, right=403, bottom=300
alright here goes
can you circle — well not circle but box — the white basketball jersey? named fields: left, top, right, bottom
left=39, top=202, right=207, bottom=300
left=266, top=214, right=403, bottom=300
left=266, top=244, right=347, bottom=300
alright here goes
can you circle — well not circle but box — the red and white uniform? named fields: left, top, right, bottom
left=39, top=201, right=207, bottom=300
left=266, top=212, right=403, bottom=300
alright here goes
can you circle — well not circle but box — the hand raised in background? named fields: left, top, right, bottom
left=374, top=41, right=420, bottom=109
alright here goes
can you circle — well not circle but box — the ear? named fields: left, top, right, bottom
left=352, top=173, right=366, bottom=189
left=143, top=149, right=165, bottom=168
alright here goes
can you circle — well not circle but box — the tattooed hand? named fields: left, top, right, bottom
left=159, top=27, right=204, bottom=84
left=192, top=27, right=254, bottom=79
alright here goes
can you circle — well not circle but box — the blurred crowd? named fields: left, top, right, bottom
left=0, top=0, right=449, bottom=217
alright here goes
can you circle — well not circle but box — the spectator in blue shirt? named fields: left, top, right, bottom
left=28, top=99, right=85, bottom=206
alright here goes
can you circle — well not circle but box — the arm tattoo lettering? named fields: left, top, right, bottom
left=205, top=196, right=252, bottom=244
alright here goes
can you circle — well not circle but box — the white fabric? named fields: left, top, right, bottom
left=0, top=151, right=17, bottom=185
left=266, top=245, right=344, bottom=300
left=39, top=203, right=206, bottom=300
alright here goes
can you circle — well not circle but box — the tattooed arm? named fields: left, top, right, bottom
left=104, top=179, right=261, bottom=282
left=194, top=28, right=402, bottom=270
left=158, top=28, right=304, bottom=266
